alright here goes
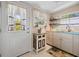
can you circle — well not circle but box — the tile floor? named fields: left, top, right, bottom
left=21, top=45, right=53, bottom=57
left=21, top=45, right=73, bottom=57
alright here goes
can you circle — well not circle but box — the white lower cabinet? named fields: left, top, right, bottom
left=48, top=32, right=79, bottom=56
left=61, top=34, right=73, bottom=54
left=73, top=35, right=79, bottom=56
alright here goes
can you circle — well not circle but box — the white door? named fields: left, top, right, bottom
left=1, top=3, right=32, bottom=57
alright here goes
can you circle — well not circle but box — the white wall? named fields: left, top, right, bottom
left=32, top=9, right=50, bottom=33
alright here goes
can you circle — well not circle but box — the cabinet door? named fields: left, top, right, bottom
left=61, top=34, right=73, bottom=53
left=73, top=35, right=79, bottom=56
left=46, top=32, right=54, bottom=45
left=51, top=32, right=55, bottom=46
left=53, top=33, right=61, bottom=48
left=38, top=40, right=41, bottom=49
left=42, top=39, right=45, bottom=47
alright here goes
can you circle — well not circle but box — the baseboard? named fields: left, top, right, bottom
left=47, top=43, right=78, bottom=57
left=17, top=51, right=30, bottom=57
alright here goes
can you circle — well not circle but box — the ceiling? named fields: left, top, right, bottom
left=24, top=1, right=78, bottom=14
